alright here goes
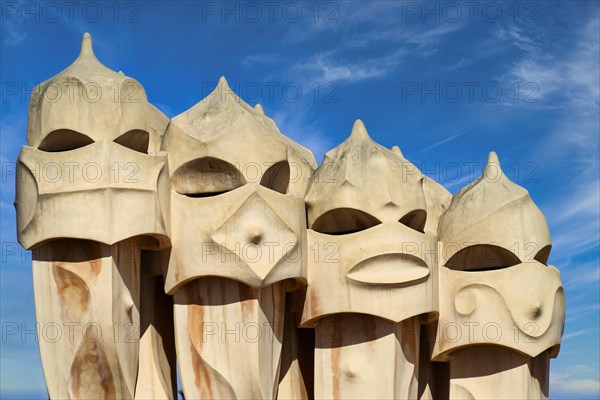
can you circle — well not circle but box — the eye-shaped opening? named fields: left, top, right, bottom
left=171, top=157, right=245, bottom=197
left=38, top=129, right=94, bottom=152
left=260, top=161, right=290, bottom=194
left=399, top=209, right=427, bottom=233
left=311, top=208, right=381, bottom=235
left=445, top=244, right=521, bottom=271
left=534, top=245, right=551, bottom=265
left=113, top=130, right=149, bottom=153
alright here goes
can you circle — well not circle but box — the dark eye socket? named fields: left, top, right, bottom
left=260, top=161, right=290, bottom=194
left=534, top=245, right=551, bottom=264
left=311, top=208, right=381, bottom=235
left=171, top=157, right=246, bottom=198
left=446, top=244, right=522, bottom=271
left=113, top=130, right=149, bottom=153
left=399, top=209, right=427, bottom=233
left=38, top=130, right=94, bottom=152
left=446, top=243, right=551, bottom=272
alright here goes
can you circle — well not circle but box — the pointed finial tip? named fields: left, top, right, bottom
left=349, top=119, right=370, bottom=140
left=79, top=32, right=94, bottom=58
left=254, top=103, right=265, bottom=115
left=215, top=76, right=233, bottom=93
left=487, top=151, right=500, bottom=166
left=391, top=145, right=404, bottom=157
left=483, top=150, right=505, bottom=180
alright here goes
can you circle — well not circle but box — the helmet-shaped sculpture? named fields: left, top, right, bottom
left=16, top=33, right=170, bottom=249
left=14, top=33, right=172, bottom=400
left=302, top=119, right=438, bottom=324
left=161, top=77, right=316, bottom=399
left=300, top=120, right=446, bottom=399
left=434, top=152, right=565, bottom=399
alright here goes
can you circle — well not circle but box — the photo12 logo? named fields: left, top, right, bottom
left=1, top=1, right=140, bottom=24
left=199, top=1, right=340, bottom=23
left=399, top=2, right=539, bottom=24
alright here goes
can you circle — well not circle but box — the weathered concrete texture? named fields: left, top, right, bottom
left=17, top=34, right=173, bottom=400
left=15, top=33, right=564, bottom=400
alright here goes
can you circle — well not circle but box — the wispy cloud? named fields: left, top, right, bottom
left=551, top=367, right=600, bottom=398
left=503, top=15, right=599, bottom=111
left=294, top=50, right=403, bottom=84
left=241, top=53, right=278, bottom=67
left=566, top=303, right=600, bottom=323
left=495, top=24, right=541, bottom=53
left=268, top=101, right=332, bottom=163
left=505, top=14, right=600, bottom=259
left=562, top=329, right=597, bottom=341
left=1, top=1, right=28, bottom=47
left=289, top=4, right=462, bottom=84
left=421, top=129, right=474, bottom=153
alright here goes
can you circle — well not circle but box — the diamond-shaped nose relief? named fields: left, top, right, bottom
left=211, top=192, right=298, bottom=280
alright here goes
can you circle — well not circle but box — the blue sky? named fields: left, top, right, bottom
left=1, top=1, right=598, bottom=399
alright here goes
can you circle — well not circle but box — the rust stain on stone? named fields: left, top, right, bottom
left=52, top=264, right=91, bottom=321
left=188, top=287, right=214, bottom=398
left=330, top=317, right=343, bottom=399
left=69, top=325, right=116, bottom=399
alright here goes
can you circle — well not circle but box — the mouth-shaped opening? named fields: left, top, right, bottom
left=311, top=208, right=381, bottom=235
left=38, top=129, right=94, bottom=152
left=347, top=253, right=429, bottom=285
left=171, top=157, right=246, bottom=197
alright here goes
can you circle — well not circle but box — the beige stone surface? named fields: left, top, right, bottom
left=27, top=33, right=152, bottom=152
left=173, top=278, right=286, bottom=399
left=16, top=34, right=174, bottom=399
left=314, top=315, right=421, bottom=399
left=300, top=120, right=443, bottom=399
left=438, top=152, right=552, bottom=267
left=448, top=347, right=550, bottom=399
left=15, top=142, right=170, bottom=250
left=161, top=78, right=315, bottom=398
left=15, top=33, right=567, bottom=400
left=434, top=151, right=565, bottom=399
left=32, top=239, right=140, bottom=399
left=301, top=120, right=439, bottom=326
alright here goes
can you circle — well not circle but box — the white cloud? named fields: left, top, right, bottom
left=495, top=24, right=540, bottom=53
left=1, top=1, right=29, bottom=47
left=289, top=4, right=462, bottom=84
left=503, top=14, right=599, bottom=112
left=295, top=50, right=402, bottom=84
left=562, top=329, right=598, bottom=341
left=506, top=15, right=600, bottom=259
left=566, top=303, right=600, bottom=323
left=551, top=369, right=600, bottom=398
left=268, top=101, right=333, bottom=163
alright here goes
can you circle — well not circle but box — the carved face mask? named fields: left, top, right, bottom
left=433, top=152, right=565, bottom=361
left=162, top=78, right=316, bottom=294
left=300, top=120, right=439, bottom=325
left=16, top=34, right=170, bottom=251
left=15, top=33, right=172, bottom=400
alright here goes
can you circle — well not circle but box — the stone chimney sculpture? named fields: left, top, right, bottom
left=15, top=34, right=175, bottom=399
left=432, top=152, right=565, bottom=399
left=300, top=120, right=448, bottom=399
left=14, top=34, right=565, bottom=400
left=161, top=77, right=316, bottom=399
